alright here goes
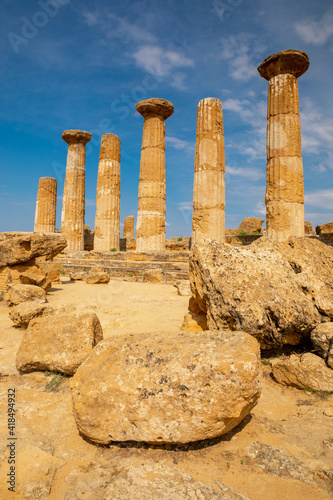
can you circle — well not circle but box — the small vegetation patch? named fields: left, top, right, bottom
left=261, top=359, right=270, bottom=366
left=239, top=231, right=248, bottom=236
left=110, top=248, right=117, bottom=252
left=178, top=237, right=183, bottom=241
left=0, top=291, right=4, bottom=301
left=302, top=387, right=333, bottom=399
left=45, top=371, right=66, bottom=392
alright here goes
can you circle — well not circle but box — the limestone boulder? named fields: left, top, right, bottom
left=316, top=222, right=333, bottom=235
left=69, top=270, right=88, bottom=281
left=311, top=323, right=333, bottom=369
left=304, top=221, right=315, bottom=235
left=71, top=330, right=262, bottom=445
left=144, top=269, right=164, bottom=283
left=9, top=302, right=53, bottom=328
left=8, top=284, right=47, bottom=306
left=271, top=353, right=333, bottom=392
left=237, top=217, right=264, bottom=235
left=16, top=312, right=103, bottom=375
left=85, top=272, right=110, bottom=284
left=189, top=237, right=333, bottom=349
left=0, top=232, right=67, bottom=267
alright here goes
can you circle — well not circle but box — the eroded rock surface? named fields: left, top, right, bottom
left=85, top=272, right=110, bottom=284
left=8, top=284, right=47, bottom=306
left=71, top=330, right=262, bottom=445
left=9, top=302, right=53, bottom=328
left=189, top=237, right=333, bottom=348
left=271, top=353, right=333, bottom=392
left=311, top=323, right=333, bottom=369
left=16, top=311, right=103, bottom=375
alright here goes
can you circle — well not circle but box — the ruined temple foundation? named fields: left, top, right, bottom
left=135, top=98, right=174, bottom=252
left=94, top=134, right=121, bottom=251
left=61, top=130, right=92, bottom=251
left=258, top=49, right=309, bottom=242
left=192, top=98, right=225, bottom=246
left=34, top=177, right=57, bottom=232
left=123, top=216, right=135, bottom=238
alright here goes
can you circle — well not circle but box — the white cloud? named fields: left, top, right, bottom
left=312, top=164, right=326, bottom=173
left=176, top=201, right=192, bottom=211
left=166, top=136, right=195, bottom=155
left=304, top=189, right=333, bottom=210
left=132, top=45, right=194, bottom=89
left=295, top=9, right=333, bottom=46
left=220, top=33, right=265, bottom=82
left=254, top=200, right=266, bottom=216
left=86, top=199, right=96, bottom=207
left=300, top=97, right=333, bottom=156
left=226, top=165, right=265, bottom=181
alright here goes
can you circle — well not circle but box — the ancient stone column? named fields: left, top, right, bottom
left=34, top=177, right=57, bottom=232
left=123, top=216, right=135, bottom=238
left=61, top=130, right=92, bottom=251
left=258, top=49, right=309, bottom=242
left=135, top=98, right=174, bottom=252
left=94, top=134, right=121, bottom=251
left=192, top=97, right=225, bottom=246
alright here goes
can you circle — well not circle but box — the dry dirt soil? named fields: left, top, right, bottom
left=0, top=278, right=332, bottom=499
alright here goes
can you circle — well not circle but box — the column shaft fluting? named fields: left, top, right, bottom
left=94, top=134, right=121, bottom=251
left=61, top=130, right=92, bottom=251
left=192, top=98, right=225, bottom=246
left=123, top=216, right=135, bottom=238
left=258, top=50, right=309, bottom=242
left=34, top=177, right=57, bottom=232
left=135, top=98, right=174, bottom=252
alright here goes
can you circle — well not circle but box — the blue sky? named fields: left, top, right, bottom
left=0, top=0, right=332, bottom=237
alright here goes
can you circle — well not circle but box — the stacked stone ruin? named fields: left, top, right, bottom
left=33, top=49, right=309, bottom=251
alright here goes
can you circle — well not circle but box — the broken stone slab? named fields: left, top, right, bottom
left=0, top=232, right=67, bottom=267
left=9, top=302, right=53, bottom=328
left=189, top=237, right=333, bottom=349
left=8, top=284, right=47, bottom=306
left=16, top=311, right=103, bottom=375
left=316, top=222, right=333, bottom=235
left=71, top=330, right=262, bottom=445
left=173, top=280, right=192, bottom=296
left=311, top=323, right=333, bottom=369
left=271, top=353, right=333, bottom=392
left=85, top=272, right=110, bottom=284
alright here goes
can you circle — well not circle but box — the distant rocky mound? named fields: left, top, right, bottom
left=188, top=237, right=333, bottom=350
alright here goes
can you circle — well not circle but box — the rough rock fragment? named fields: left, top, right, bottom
left=237, top=217, right=264, bottom=234
left=71, top=330, right=261, bottom=444
left=16, top=312, right=103, bottom=375
left=8, top=284, right=47, bottom=306
left=311, top=323, right=333, bottom=369
left=271, top=353, right=333, bottom=392
left=189, top=237, right=333, bottom=348
left=9, top=302, right=53, bottom=328
left=85, top=272, right=110, bottom=284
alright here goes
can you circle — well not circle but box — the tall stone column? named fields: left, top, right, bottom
left=192, top=97, right=225, bottom=246
left=34, top=177, right=57, bottom=232
left=94, top=134, right=121, bottom=251
left=135, top=98, right=174, bottom=252
left=258, top=49, right=309, bottom=242
left=61, top=129, right=92, bottom=251
left=123, top=216, right=135, bottom=238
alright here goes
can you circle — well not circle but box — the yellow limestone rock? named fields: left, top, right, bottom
left=135, top=98, right=174, bottom=251
left=61, top=129, right=92, bottom=251
left=70, top=330, right=262, bottom=445
left=123, top=215, right=135, bottom=238
left=34, top=177, right=57, bottom=232
left=94, top=134, right=121, bottom=251
left=192, top=98, right=225, bottom=246
left=258, top=50, right=309, bottom=243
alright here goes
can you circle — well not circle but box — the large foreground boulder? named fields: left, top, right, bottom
left=0, top=232, right=67, bottom=267
left=71, top=330, right=261, bottom=445
left=189, top=237, right=333, bottom=349
left=8, top=284, right=47, bottom=305
left=271, top=353, right=333, bottom=392
left=16, top=312, right=103, bottom=375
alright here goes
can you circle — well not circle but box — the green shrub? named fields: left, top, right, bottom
left=178, top=237, right=183, bottom=241
left=110, top=248, right=117, bottom=252
left=61, top=270, right=65, bottom=275
left=44, top=371, right=65, bottom=392
left=239, top=230, right=247, bottom=236
left=0, top=291, right=4, bottom=301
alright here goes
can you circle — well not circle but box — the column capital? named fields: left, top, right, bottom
left=257, top=49, right=309, bottom=81
left=136, top=98, right=174, bottom=120
left=62, top=129, right=92, bottom=145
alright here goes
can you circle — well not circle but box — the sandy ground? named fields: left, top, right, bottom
left=0, top=278, right=332, bottom=499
